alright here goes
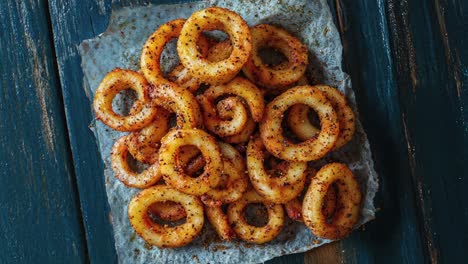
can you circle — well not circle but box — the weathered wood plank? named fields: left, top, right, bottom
left=329, top=0, right=428, bottom=263
left=305, top=243, right=342, bottom=264
left=385, top=0, right=468, bottom=262
left=0, top=0, right=87, bottom=263
left=47, top=0, right=126, bottom=262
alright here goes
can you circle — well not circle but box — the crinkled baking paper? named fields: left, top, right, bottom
left=79, top=0, right=379, bottom=263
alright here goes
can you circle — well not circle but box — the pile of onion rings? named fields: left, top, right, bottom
left=93, top=6, right=363, bottom=248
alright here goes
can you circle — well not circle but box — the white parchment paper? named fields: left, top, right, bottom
left=79, top=0, right=379, bottom=263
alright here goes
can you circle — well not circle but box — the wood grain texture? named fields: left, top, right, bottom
left=305, top=242, right=342, bottom=264
left=386, top=0, right=468, bottom=262
left=47, top=0, right=125, bottom=262
left=330, top=0, right=427, bottom=263
left=0, top=0, right=87, bottom=263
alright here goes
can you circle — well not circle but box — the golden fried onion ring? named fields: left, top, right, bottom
left=128, top=185, right=204, bottom=247
left=260, top=85, right=339, bottom=161
left=284, top=76, right=320, bottom=140
left=285, top=190, right=340, bottom=223
left=158, top=146, right=205, bottom=221
left=111, top=136, right=162, bottom=188
left=159, top=129, right=222, bottom=195
left=205, top=205, right=236, bottom=241
left=216, top=97, right=257, bottom=144
left=167, top=64, right=203, bottom=93
left=93, top=69, right=157, bottom=131
left=125, top=108, right=170, bottom=164
left=266, top=73, right=309, bottom=96
left=151, top=83, right=203, bottom=129
left=197, top=77, right=264, bottom=137
left=201, top=142, right=249, bottom=206
left=242, top=24, right=308, bottom=90
left=284, top=167, right=337, bottom=222
left=148, top=201, right=186, bottom=222
left=200, top=96, right=249, bottom=136
left=247, top=135, right=307, bottom=203
left=303, top=163, right=362, bottom=239
left=167, top=39, right=232, bottom=92
left=228, top=190, right=284, bottom=244
left=288, top=85, right=355, bottom=149
left=177, top=7, right=252, bottom=85
left=141, top=19, right=209, bottom=88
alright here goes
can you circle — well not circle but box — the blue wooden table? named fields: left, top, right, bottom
left=1, top=0, right=466, bottom=263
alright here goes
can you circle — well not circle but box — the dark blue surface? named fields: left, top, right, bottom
left=0, top=0, right=466, bottom=263
left=330, top=0, right=426, bottom=263
left=0, top=0, right=87, bottom=263
left=384, top=0, right=468, bottom=262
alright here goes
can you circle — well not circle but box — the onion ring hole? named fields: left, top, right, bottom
left=111, top=89, right=137, bottom=116
left=258, top=47, right=289, bottom=68
left=147, top=201, right=187, bottom=226
left=244, top=203, right=269, bottom=227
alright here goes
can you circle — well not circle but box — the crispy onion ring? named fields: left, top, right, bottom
left=166, top=64, right=203, bottom=93
left=151, top=83, right=203, bottom=129
left=260, top=85, right=339, bottom=162
left=93, top=69, right=157, bottom=131
left=166, top=146, right=208, bottom=223
left=166, top=39, right=232, bottom=92
left=228, top=190, right=284, bottom=244
left=159, top=129, right=222, bottom=195
left=285, top=186, right=338, bottom=222
left=285, top=77, right=320, bottom=139
left=128, top=185, right=204, bottom=247
left=303, top=163, right=362, bottom=239
left=288, top=85, right=355, bottom=149
left=201, top=143, right=248, bottom=206
left=177, top=7, right=252, bottom=85
left=216, top=97, right=257, bottom=144
left=141, top=19, right=209, bottom=88
left=111, top=136, right=162, bottom=188
left=247, top=135, right=307, bottom=203
left=125, top=108, right=170, bottom=164
left=200, top=96, right=250, bottom=136
left=284, top=167, right=338, bottom=222
left=148, top=201, right=186, bottom=222
left=197, top=77, right=264, bottom=137
left=205, top=205, right=236, bottom=241
left=267, top=73, right=309, bottom=96
left=168, top=39, right=233, bottom=92
left=242, top=24, right=308, bottom=90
